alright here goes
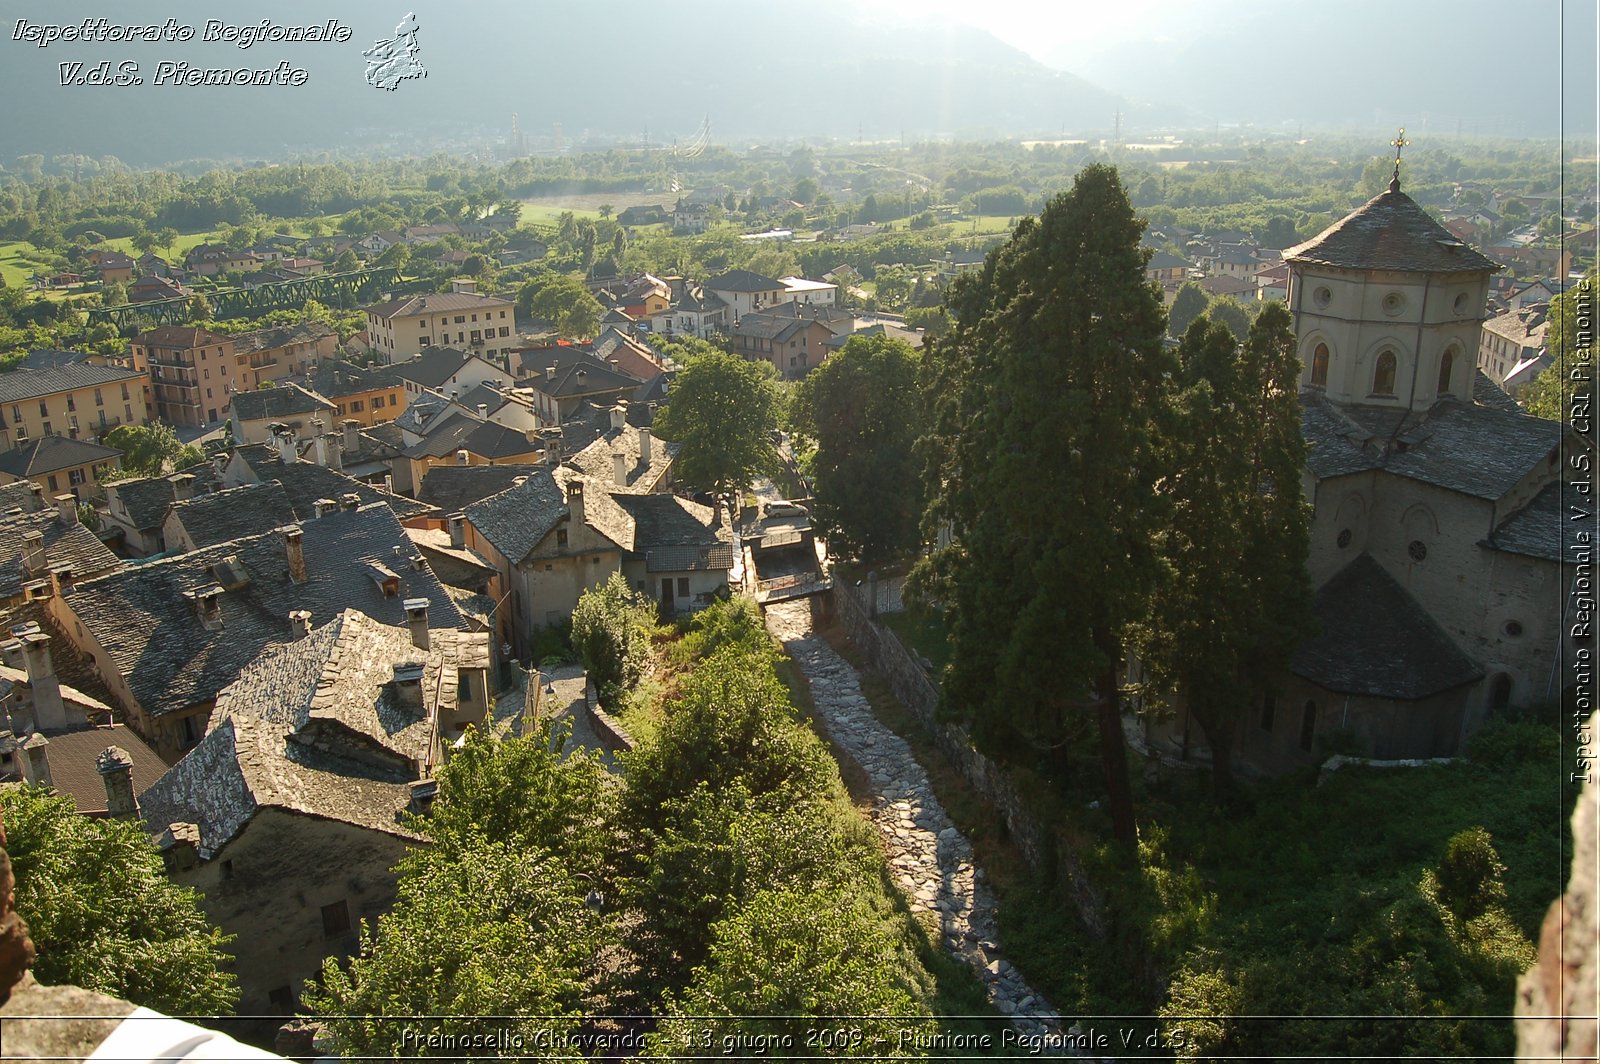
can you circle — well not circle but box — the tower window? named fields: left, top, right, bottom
left=1311, top=343, right=1329, bottom=387
left=1437, top=350, right=1455, bottom=394
left=1373, top=351, right=1397, bottom=395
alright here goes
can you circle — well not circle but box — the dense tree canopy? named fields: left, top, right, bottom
left=912, top=164, right=1175, bottom=842
left=652, top=350, right=779, bottom=507
left=790, top=334, right=925, bottom=563
left=102, top=422, right=204, bottom=478
left=1, top=787, right=238, bottom=1014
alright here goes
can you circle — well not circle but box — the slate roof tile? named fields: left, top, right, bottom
left=1285, top=185, right=1502, bottom=274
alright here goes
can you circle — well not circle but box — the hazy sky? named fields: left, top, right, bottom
left=866, top=0, right=1210, bottom=68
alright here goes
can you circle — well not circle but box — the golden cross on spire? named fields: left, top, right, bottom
left=1389, top=127, right=1409, bottom=188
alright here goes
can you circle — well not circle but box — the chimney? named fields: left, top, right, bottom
left=280, top=525, right=306, bottom=583
left=275, top=430, right=297, bottom=465
left=343, top=419, right=362, bottom=454
left=47, top=565, right=74, bottom=597
left=613, top=450, right=627, bottom=487
left=323, top=433, right=343, bottom=473
left=54, top=494, right=78, bottom=526
left=477, top=403, right=489, bottom=419
left=288, top=609, right=312, bottom=639
left=157, top=823, right=201, bottom=875
left=169, top=474, right=195, bottom=502
left=211, top=451, right=228, bottom=478
left=609, top=404, right=626, bottom=431
left=340, top=492, right=361, bottom=512
left=313, top=497, right=339, bottom=519
left=313, top=432, right=329, bottom=468
left=20, top=532, right=45, bottom=577
left=545, top=365, right=556, bottom=382
left=639, top=426, right=652, bottom=467
left=310, top=417, right=324, bottom=438
left=22, top=633, right=65, bottom=732
left=403, top=598, right=430, bottom=650
left=19, top=732, right=50, bottom=787
left=0, top=638, right=24, bottom=671
left=566, top=477, right=585, bottom=528
left=392, top=661, right=425, bottom=708
left=190, top=585, right=224, bottom=631
left=448, top=513, right=466, bottom=549
left=26, top=483, right=44, bottom=512
left=95, top=746, right=139, bottom=819
left=456, top=449, right=469, bottom=465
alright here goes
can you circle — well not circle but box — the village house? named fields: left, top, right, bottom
left=0, top=438, right=123, bottom=503
left=89, top=251, right=136, bottom=286
left=391, top=347, right=506, bottom=401
left=230, top=384, right=338, bottom=445
left=0, top=363, right=149, bottom=445
left=1477, top=305, right=1550, bottom=395
left=228, top=322, right=339, bottom=387
left=161, top=482, right=298, bottom=554
left=140, top=608, right=489, bottom=1018
left=649, top=286, right=729, bottom=339
left=363, top=285, right=518, bottom=366
left=131, top=326, right=240, bottom=427
left=50, top=502, right=467, bottom=761
left=705, top=269, right=788, bottom=321
left=302, top=361, right=408, bottom=428
left=0, top=495, right=122, bottom=609
left=725, top=303, right=855, bottom=379
left=514, top=347, right=646, bottom=424
left=779, top=276, right=839, bottom=307
left=127, top=275, right=191, bottom=304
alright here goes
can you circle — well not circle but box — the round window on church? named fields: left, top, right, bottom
left=1408, top=539, right=1428, bottom=562
left=1336, top=528, right=1352, bottom=548
left=1313, top=286, right=1332, bottom=308
left=1382, top=291, right=1407, bottom=317
left=1503, top=620, right=1524, bottom=638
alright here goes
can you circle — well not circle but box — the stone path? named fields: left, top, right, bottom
left=765, top=600, right=1066, bottom=1044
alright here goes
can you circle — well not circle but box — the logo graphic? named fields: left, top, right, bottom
left=363, top=13, right=425, bottom=91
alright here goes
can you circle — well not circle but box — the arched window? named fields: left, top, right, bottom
left=1300, top=701, right=1317, bottom=752
left=1373, top=350, right=1397, bottom=395
left=1437, top=349, right=1455, bottom=394
left=1489, top=674, right=1513, bottom=711
left=1311, top=343, right=1329, bottom=387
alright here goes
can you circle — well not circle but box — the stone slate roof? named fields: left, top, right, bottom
left=402, top=411, right=487, bottom=461
left=0, top=480, right=40, bottom=516
left=406, top=528, right=500, bottom=590
left=1472, top=369, right=1525, bottom=413
left=1485, top=482, right=1582, bottom=562
left=131, top=326, right=231, bottom=349
left=31, top=724, right=167, bottom=815
left=0, top=511, right=121, bottom=601
left=1301, top=392, right=1563, bottom=501
left=231, top=383, right=336, bottom=422
left=1291, top=554, right=1482, bottom=700
left=462, top=421, right=539, bottom=461
left=1284, top=184, right=1502, bottom=274
left=63, top=505, right=465, bottom=721
left=0, top=604, right=117, bottom=707
left=418, top=464, right=544, bottom=514
left=230, top=322, right=335, bottom=356
left=305, top=360, right=404, bottom=399
left=517, top=348, right=641, bottom=399
left=0, top=364, right=145, bottom=404
left=0, top=436, right=121, bottom=478
left=706, top=269, right=785, bottom=293
left=608, top=493, right=733, bottom=572
left=567, top=422, right=676, bottom=493
left=167, top=482, right=297, bottom=549
left=463, top=471, right=570, bottom=563
left=392, top=347, right=472, bottom=389
left=107, top=476, right=179, bottom=531
left=232, top=450, right=429, bottom=520
left=363, top=291, right=511, bottom=321
left=15, top=350, right=96, bottom=371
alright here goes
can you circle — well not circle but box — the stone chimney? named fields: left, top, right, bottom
left=448, top=513, right=466, bottom=549
left=19, top=733, right=50, bottom=787
left=477, top=403, right=489, bottom=419
left=545, top=365, right=556, bottom=382
left=281, top=526, right=306, bottom=583
left=340, top=492, right=362, bottom=512
left=609, top=404, right=626, bottom=431
left=613, top=450, right=628, bottom=487
left=169, top=474, right=195, bottom=503
left=20, top=532, right=46, bottom=577
left=26, top=483, right=44, bottom=512
left=47, top=565, right=74, bottom=598
left=456, top=449, right=469, bottom=465
left=190, top=585, right=224, bottom=631
left=0, top=639, right=24, bottom=672
left=639, top=426, right=652, bottom=467
left=53, top=494, right=77, bottom=526
left=566, top=477, right=585, bottom=528
left=21, top=633, right=65, bottom=732
left=211, top=451, right=228, bottom=478
left=288, top=609, right=312, bottom=639
left=272, top=427, right=298, bottom=465
left=342, top=419, right=362, bottom=454
left=402, top=598, right=430, bottom=650
left=95, top=746, right=139, bottom=819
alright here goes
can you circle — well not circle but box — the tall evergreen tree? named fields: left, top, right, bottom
left=1142, top=303, right=1315, bottom=798
left=911, top=165, right=1174, bottom=843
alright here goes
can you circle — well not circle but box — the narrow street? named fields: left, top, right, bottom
left=764, top=599, right=1065, bottom=1041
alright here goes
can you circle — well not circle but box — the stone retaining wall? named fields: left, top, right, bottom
left=830, top=585, right=1105, bottom=939
left=584, top=679, right=635, bottom=753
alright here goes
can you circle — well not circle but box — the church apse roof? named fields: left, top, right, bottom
left=1285, top=183, right=1502, bottom=275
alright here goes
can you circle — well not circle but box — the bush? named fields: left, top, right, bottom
left=571, top=572, right=655, bottom=705
left=1433, top=827, right=1508, bottom=922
